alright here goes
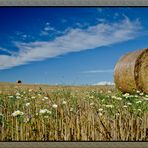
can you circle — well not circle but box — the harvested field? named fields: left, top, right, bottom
left=0, top=83, right=148, bottom=141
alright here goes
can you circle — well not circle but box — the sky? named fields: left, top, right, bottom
left=0, top=7, right=148, bottom=85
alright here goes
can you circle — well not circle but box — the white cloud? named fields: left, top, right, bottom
left=40, top=22, right=55, bottom=36
left=0, top=17, right=142, bottom=70
left=82, top=69, right=113, bottom=73
left=93, top=81, right=115, bottom=85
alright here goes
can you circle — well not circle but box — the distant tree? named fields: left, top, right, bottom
left=17, top=80, right=22, bottom=84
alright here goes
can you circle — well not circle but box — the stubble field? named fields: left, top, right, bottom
left=0, top=82, right=148, bottom=141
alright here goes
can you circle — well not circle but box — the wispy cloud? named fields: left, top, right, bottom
left=93, top=81, right=115, bottom=85
left=82, top=69, right=114, bottom=74
left=0, top=17, right=142, bottom=70
left=40, top=22, right=55, bottom=36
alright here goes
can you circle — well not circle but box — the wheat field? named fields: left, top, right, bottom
left=0, top=83, right=148, bottom=141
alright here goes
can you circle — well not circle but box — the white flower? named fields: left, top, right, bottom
left=136, top=100, right=142, bottom=104
left=70, top=108, right=73, bottom=112
left=12, top=110, right=24, bottom=117
left=111, top=96, right=116, bottom=99
left=90, top=102, right=94, bottom=106
left=145, top=95, right=148, bottom=98
left=136, top=90, right=140, bottom=94
left=123, top=105, right=128, bottom=108
left=127, top=102, right=132, bottom=105
left=31, top=96, right=35, bottom=99
left=89, top=96, right=94, bottom=99
left=105, top=105, right=114, bottom=108
left=38, top=94, right=41, bottom=97
left=44, top=116, right=49, bottom=119
left=140, top=93, right=144, bottom=96
left=24, top=118, right=29, bottom=123
left=62, top=101, right=67, bottom=105
left=116, top=113, right=120, bottom=116
left=26, top=103, right=30, bottom=106
left=8, top=96, right=14, bottom=98
left=44, top=96, right=49, bottom=100
left=115, top=97, right=122, bottom=101
left=98, top=108, right=103, bottom=112
left=99, top=113, right=103, bottom=116
left=100, top=90, right=103, bottom=93
left=52, top=104, right=58, bottom=109
left=16, top=92, right=20, bottom=96
left=123, top=93, right=130, bottom=97
left=16, top=96, right=21, bottom=99
left=143, top=97, right=148, bottom=101
left=29, top=89, right=33, bottom=92
left=39, top=109, right=51, bottom=114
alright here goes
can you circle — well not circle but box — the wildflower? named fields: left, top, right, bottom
left=143, top=97, right=148, bottom=101
left=24, top=117, right=29, bottom=123
left=105, top=105, right=114, bottom=108
left=44, top=116, right=49, bottom=119
left=38, top=94, right=41, bottom=97
left=108, top=90, right=111, bottom=93
left=16, top=96, right=21, bottom=99
left=52, top=104, right=58, bottom=109
left=111, top=96, right=116, bottom=99
left=26, top=103, right=30, bottom=107
left=100, top=90, right=103, bottom=93
left=127, top=102, right=132, bottom=105
left=44, top=96, right=48, bottom=100
left=123, top=93, right=130, bottom=97
left=123, top=105, right=128, bottom=108
left=29, top=89, right=33, bottom=92
left=136, top=90, right=140, bottom=94
left=116, top=113, right=120, bottom=116
left=12, top=110, right=24, bottom=117
left=8, top=96, right=14, bottom=98
left=140, top=92, right=144, bottom=96
left=115, top=97, right=122, bottom=101
left=70, top=108, right=73, bottom=112
left=98, top=108, right=103, bottom=112
left=99, top=113, right=103, bottom=116
left=90, top=102, right=94, bottom=106
left=89, top=96, right=94, bottom=99
left=16, top=92, right=20, bottom=96
left=31, top=96, right=35, bottom=99
left=62, top=101, right=67, bottom=105
left=136, top=100, right=142, bottom=104
left=39, top=109, right=51, bottom=114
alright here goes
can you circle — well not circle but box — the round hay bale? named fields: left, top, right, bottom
left=114, top=48, right=148, bottom=93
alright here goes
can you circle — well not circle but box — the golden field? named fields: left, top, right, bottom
left=0, top=82, right=148, bottom=141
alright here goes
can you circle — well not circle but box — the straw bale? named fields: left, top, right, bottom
left=114, top=48, right=148, bottom=93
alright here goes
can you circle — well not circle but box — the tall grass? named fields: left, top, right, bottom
left=0, top=86, right=148, bottom=141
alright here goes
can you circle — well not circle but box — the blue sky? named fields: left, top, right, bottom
left=0, top=7, right=148, bottom=85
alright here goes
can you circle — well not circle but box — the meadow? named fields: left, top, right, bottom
left=0, top=83, right=148, bottom=141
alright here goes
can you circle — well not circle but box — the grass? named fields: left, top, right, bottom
left=0, top=83, right=148, bottom=141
